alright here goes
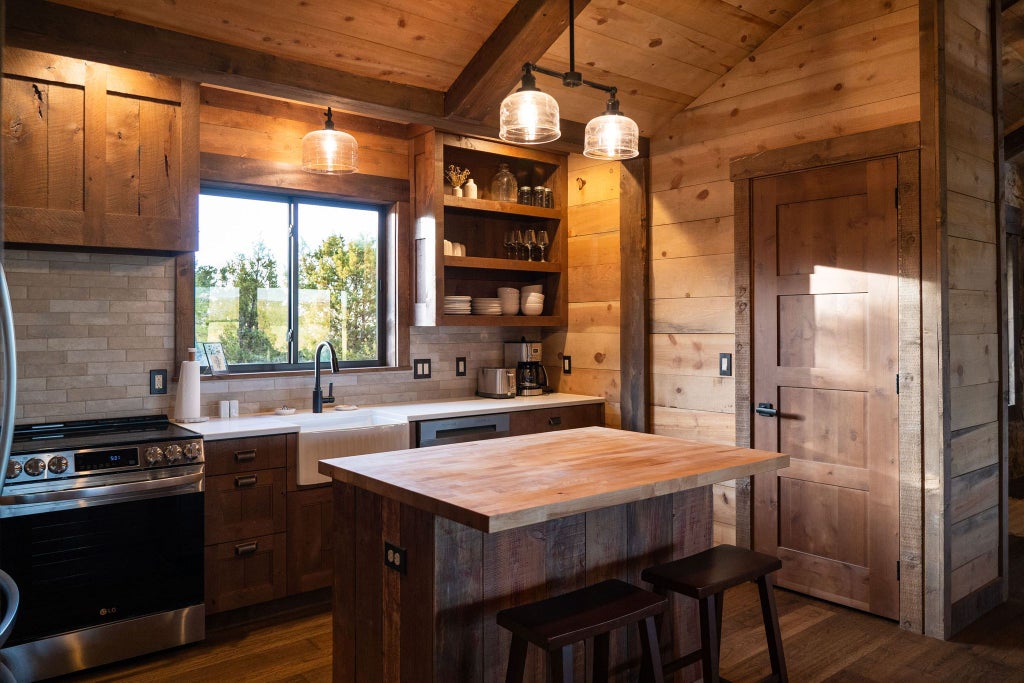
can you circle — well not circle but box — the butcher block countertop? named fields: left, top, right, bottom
left=319, top=426, right=788, bottom=533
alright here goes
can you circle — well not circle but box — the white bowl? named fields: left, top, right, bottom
left=521, top=293, right=545, bottom=305
left=500, top=301, right=519, bottom=315
left=497, top=287, right=519, bottom=298
left=522, top=304, right=544, bottom=316
left=521, top=284, right=543, bottom=295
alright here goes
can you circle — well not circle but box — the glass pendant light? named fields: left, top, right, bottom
left=302, top=107, right=358, bottom=174
left=583, top=94, right=639, bottom=160
left=499, top=66, right=560, bottom=144
left=497, top=0, right=639, bottom=160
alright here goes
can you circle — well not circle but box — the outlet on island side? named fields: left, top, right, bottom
left=384, top=542, right=407, bottom=574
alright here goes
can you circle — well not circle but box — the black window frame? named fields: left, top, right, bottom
left=196, top=185, right=388, bottom=373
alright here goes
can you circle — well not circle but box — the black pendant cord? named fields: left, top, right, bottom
left=569, top=0, right=575, bottom=74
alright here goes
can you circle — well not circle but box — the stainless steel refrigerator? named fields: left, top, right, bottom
left=0, top=262, right=21, bottom=682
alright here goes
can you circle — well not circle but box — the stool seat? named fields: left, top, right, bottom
left=641, top=545, right=788, bottom=683
left=497, top=579, right=667, bottom=682
left=641, top=543, right=782, bottom=599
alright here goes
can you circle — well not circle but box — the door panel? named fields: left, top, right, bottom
left=752, top=157, right=900, bottom=620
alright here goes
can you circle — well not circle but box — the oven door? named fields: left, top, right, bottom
left=0, top=489, right=203, bottom=645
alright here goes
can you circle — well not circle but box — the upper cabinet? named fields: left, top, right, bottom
left=2, top=48, right=199, bottom=253
left=412, top=131, right=568, bottom=327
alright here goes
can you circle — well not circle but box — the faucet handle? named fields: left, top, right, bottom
left=324, top=382, right=335, bottom=404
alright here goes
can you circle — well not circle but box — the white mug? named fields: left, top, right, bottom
left=219, top=400, right=230, bottom=418
left=229, top=400, right=239, bottom=417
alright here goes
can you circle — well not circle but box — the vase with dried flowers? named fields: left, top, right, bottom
left=445, top=164, right=471, bottom=197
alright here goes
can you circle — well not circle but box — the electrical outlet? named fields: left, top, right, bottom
left=413, top=358, right=432, bottom=379
left=719, top=353, right=733, bottom=377
left=384, top=542, right=407, bottom=574
left=455, top=357, right=467, bottom=377
left=150, top=369, right=168, bottom=395
left=562, top=355, right=572, bottom=374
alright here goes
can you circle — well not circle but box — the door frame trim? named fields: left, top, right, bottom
left=730, top=122, right=923, bottom=632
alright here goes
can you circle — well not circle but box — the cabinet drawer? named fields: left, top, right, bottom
left=508, top=404, right=604, bottom=436
left=204, top=435, right=288, bottom=475
left=205, top=468, right=287, bottom=544
left=204, top=532, right=287, bottom=614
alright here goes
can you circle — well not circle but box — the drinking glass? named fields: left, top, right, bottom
left=524, top=228, right=538, bottom=261
left=504, top=229, right=516, bottom=259
left=513, top=228, right=526, bottom=260
left=536, top=230, right=549, bottom=262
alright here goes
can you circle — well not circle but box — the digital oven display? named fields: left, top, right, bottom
left=75, top=447, right=139, bottom=472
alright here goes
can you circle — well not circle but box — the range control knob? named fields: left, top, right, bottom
left=164, top=444, right=183, bottom=464
left=144, top=446, right=164, bottom=466
left=23, top=458, right=46, bottom=477
left=6, top=460, right=22, bottom=479
left=47, top=456, right=69, bottom=475
left=184, top=442, right=202, bottom=461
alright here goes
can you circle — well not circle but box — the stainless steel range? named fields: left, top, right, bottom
left=0, top=415, right=205, bottom=682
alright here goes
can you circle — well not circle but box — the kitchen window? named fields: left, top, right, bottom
left=195, top=188, right=386, bottom=372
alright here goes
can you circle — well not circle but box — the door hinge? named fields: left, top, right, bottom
left=896, top=373, right=900, bottom=395
left=897, top=560, right=901, bottom=581
left=895, top=186, right=900, bottom=209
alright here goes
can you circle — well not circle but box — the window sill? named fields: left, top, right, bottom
left=196, top=365, right=413, bottom=381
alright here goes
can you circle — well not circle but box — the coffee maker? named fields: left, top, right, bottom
left=504, top=339, right=549, bottom=396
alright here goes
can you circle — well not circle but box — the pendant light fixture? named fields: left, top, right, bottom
left=498, top=0, right=639, bottom=160
left=301, top=107, right=358, bottom=174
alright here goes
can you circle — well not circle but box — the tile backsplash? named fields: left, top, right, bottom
left=5, top=249, right=538, bottom=424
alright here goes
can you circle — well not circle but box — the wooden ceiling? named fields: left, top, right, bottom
left=12, top=0, right=814, bottom=145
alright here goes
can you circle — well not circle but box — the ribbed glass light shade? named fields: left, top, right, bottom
left=583, top=112, right=639, bottom=160
left=499, top=89, right=561, bottom=144
left=301, top=128, right=358, bottom=174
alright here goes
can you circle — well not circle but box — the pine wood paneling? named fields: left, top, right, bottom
left=951, top=422, right=999, bottom=478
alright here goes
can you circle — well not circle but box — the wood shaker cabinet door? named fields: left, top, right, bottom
left=204, top=434, right=288, bottom=476
left=205, top=468, right=287, bottom=545
left=286, top=486, right=334, bottom=595
left=205, top=532, right=287, bottom=614
left=508, top=403, right=604, bottom=436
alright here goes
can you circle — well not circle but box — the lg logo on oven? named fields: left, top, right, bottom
left=99, top=607, right=118, bottom=617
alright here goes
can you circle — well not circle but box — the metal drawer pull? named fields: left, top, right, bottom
left=548, top=416, right=562, bottom=426
left=234, top=541, right=258, bottom=556
left=234, top=449, right=257, bottom=463
left=234, top=474, right=258, bottom=488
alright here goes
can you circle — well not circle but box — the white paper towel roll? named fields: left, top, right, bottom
left=175, top=348, right=201, bottom=420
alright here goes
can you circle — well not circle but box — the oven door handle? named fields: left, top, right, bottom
left=0, top=471, right=204, bottom=507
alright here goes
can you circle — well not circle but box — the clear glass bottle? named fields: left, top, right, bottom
left=490, top=163, right=517, bottom=202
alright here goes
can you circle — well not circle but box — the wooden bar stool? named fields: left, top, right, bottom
left=641, top=544, right=787, bottom=683
left=496, top=579, right=667, bottom=683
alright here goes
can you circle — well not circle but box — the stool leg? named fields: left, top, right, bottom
left=698, top=594, right=721, bottom=683
left=637, top=615, right=665, bottom=683
left=714, top=590, right=725, bottom=664
left=757, top=575, right=788, bottom=683
left=505, top=635, right=529, bottom=683
left=548, top=646, right=573, bottom=683
left=593, top=632, right=610, bottom=683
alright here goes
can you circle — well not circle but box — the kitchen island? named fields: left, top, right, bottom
left=319, top=426, right=788, bottom=682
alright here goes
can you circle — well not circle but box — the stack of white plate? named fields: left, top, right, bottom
left=471, top=297, right=502, bottom=315
left=443, top=295, right=472, bottom=315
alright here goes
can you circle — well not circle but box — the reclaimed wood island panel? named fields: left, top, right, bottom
left=319, top=427, right=788, bottom=682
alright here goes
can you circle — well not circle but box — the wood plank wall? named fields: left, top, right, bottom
left=648, top=0, right=920, bottom=545
left=543, top=155, right=623, bottom=428
left=940, top=0, right=1006, bottom=635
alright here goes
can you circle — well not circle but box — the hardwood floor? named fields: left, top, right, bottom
left=57, top=537, right=1024, bottom=682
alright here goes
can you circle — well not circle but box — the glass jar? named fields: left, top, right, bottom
left=518, top=186, right=533, bottom=205
left=490, top=163, right=518, bottom=202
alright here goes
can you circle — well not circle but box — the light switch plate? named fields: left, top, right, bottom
left=563, top=356, right=572, bottom=374
left=414, top=358, right=431, bottom=379
left=455, top=357, right=467, bottom=377
left=719, top=353, right=732, bottom=377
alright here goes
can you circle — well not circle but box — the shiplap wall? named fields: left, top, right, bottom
left=543, top=155, right=622, bottom=428
left=648, top=0, right=920, bottom=542
left=942, top=0, right=1003, bottom=629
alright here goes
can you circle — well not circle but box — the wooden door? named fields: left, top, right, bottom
left=751, top=158, right=900, bottom=619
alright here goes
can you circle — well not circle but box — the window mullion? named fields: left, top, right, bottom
left=289, top=200, right=300, bottom=365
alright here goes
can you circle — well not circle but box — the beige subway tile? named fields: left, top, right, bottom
left=144, top=325, right=175, bottom=338
left=105, top=372, right=149, bottom=387
left=19, top=378, right=47, bottom=391
left=90, top=253, right=150, bottom=265
left=15, top=312, right=71, bottom=326
left=107, top=337, right=168, bottom=351
left=70, top=312, right=129, bottom=327
left=7, top=286, right=26, bottom=299
left=20, top=362, right=88, bottom=378
left=130, top=349, right=174, bottom=363
left=147, top=289, right=174, bottom=302
left=68, top=386, right=128, bottom=402
left=89, top=288, right=149, bottom=301
left=3, top=250, right=29, bottom=260
left=41, top=252, right=92, bottom=264
left=51, top=300, right=110, bottom=313
left=22, top=402, right=87, bottom=420
left=28, top=287, right=79, bottom=300
left=46, top=375, right=108, bottom=390
left=87, top=361, right=145, bottom=375
left=16, top=350, right=66, bottom=366
left=19, top=388, right=69, bottom=404
left=109, top=300, right=167, bottom=314
left=67, top=349, right=127, bottom=363
left=85, top=398, right=146, bottom=413
left=110, top=263, right=170, bottom=277
left=127, top=276, right=173, bottom=291
left=127, top=312, right=172, bottom=325
left=47, top=337, right=109, bottom=351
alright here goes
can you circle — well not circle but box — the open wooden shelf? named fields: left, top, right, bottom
left=444, top=256, right=560, bottom=272
left=443, top=195, right=560, bottom=219
left=438, top=314, right=563, bottom=327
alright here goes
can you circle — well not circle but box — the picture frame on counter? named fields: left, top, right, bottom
left=203, top=342, right=229, bottom=375
left=194, top=343, right=211, bottom=374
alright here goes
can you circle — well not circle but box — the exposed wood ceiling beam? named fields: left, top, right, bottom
left=1006, top=126, right=1024, bottom=161
left=6, top=0, right=443, bottom=123
left=446, top=0, right=591, bottom=121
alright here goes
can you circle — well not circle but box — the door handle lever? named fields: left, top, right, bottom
left=754, top=402, right=778, bottom=418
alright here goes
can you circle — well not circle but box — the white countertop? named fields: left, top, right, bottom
left=182, top=393, right=604, bottom=441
